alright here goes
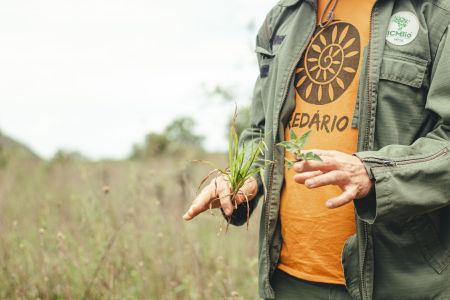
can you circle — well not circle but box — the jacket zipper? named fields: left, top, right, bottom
left=360, top=158, right=396, bottom=167
left=361, top=2, right=376, bottom=299
left=264, top=1, right=317, bottom=294
left=361, top=222, right=369, bottom=300
left=264, top=163, right=274, bottom=291
left=364, top=147, right=449, bottom=168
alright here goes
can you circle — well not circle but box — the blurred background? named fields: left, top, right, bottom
left=0, top=0, right=274, bottom=299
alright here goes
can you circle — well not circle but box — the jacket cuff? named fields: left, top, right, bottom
left=352, top=151, right=394, bottom=224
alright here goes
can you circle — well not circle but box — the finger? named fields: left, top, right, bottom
left=218, top=181, right=234, bottom=217
left=300, top=149, right=332, bottom=157
left=301, top=149, right=342, bottom=157
left=293, top=170, right=323, bottom=184
left=303, top=170, right=348, bottom=188
left=234, top=178, right=258, bottom=204
left=293, top=156, right=338, bottom=173
left=325, top=187, right=357, bottom=209
left=183, top=186, right=214, bottom=221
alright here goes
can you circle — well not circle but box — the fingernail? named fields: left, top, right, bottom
left=305, top=180, right=314, bottom=188
left=326, top=201, right=333, bottom=208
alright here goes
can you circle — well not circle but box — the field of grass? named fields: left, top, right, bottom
left=0, top=152, right=261, bottom=299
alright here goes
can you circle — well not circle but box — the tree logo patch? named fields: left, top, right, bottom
left=386, top=11, right=419, bottom=46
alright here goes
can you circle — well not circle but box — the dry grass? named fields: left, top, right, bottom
left=0, top=152, right=261, bottom=299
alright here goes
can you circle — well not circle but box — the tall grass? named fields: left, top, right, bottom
left=0, top=152, right=260, bottom=299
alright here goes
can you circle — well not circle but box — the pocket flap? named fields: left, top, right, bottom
left=255, top=46, right=275, bottom=57
left=379, top=54, right=428, bottom=88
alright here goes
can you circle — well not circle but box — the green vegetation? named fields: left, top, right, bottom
left=197, top=112, right=271, bottom=229
left=0, top=131, right=41, bottom=168
left=0, top=132, right=260, bottom=300
left=226, top=106, right=250, bottom=139
left=225, top=112, right=270, bottom=205
left=130, top=117, right=205, bottom=160
left=277, top=129, right=322, bottom=169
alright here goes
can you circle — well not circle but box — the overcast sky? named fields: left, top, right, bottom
left=0, top=0, right=274, bottom=159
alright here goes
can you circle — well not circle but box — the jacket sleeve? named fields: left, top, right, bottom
left=224, top=12, right=276, bottom=226
left=353, top=27, right=450, bottom=224
left=225, top=75, right=265, bottom=226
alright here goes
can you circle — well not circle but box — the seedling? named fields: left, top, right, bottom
left=196, top=110, right=272, bottom=230
left=277, top=129, right=322, bottom=169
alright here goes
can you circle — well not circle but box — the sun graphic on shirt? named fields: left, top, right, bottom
left=295, top=21, right=361, bottom=105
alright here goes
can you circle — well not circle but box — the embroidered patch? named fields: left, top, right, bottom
left=272, top=35, right=286, bottom=46
left=386, top=11, right=420, bottom=46
left=260, top=65, right=270, bottom=78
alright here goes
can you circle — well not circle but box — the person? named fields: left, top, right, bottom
left=184, top=0, right=450, bottom=298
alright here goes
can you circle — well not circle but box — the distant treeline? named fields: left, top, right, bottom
left=0, top=106, right=250, bottom=165
left=130, top=107, right=250, bottom=160
left=129, top=117, right=205, bottom=160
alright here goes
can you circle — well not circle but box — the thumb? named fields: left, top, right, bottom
left=234, top=177, right=258, bottom=204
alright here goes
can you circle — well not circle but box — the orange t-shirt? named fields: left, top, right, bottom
left=278, top=0, right=375, bottom=285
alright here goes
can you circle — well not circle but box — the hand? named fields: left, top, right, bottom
left=183, top=176, right=258, bottom=221
left=293, top=149, right=374, bottom=209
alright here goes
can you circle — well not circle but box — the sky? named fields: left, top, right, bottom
left=0, top=0, right=274, bottom=159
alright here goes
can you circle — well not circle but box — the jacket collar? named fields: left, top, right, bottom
left=278, top=0, right=302, bottom=7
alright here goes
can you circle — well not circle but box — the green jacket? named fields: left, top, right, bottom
left=229, top=0, right=450, bottom=299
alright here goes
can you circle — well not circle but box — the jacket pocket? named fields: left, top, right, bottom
left=408, top=214, right=450, bottom=274
left=256, top=46, right=276, bottom=79
left=379, top=53, right=428, bottom=88
left=341, top=234, right=361, bottom=300
left=375, top=52, right=430, bottom=146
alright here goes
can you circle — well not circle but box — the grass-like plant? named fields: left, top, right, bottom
left=196, top=111, right=272, bottom=230
left=226, top=115, right=271, bottom=202
left=277, top=129, right=322, bottom=169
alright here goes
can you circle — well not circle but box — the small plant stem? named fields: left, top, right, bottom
left=82, top=221, right=126, bottom=300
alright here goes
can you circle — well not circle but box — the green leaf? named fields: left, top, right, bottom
left=290, top=130, right=298, bottom=141
left=276, top=141, right=290, bottom=147
left=295, top=153, right=304, bottom=161
left=312, top=153, right=322, bottom=161
left=279, top=130, right=320, bottom=170
left=277, top=141, right=300, bottom=152
left=284, top=158, right=295, bottom=169
left=303, top=152, right=322, bottom=161
left=296, top=130, right=312, bottom=149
